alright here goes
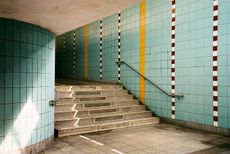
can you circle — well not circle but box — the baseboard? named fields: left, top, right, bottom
left=161, top=117, right=230, bottom=136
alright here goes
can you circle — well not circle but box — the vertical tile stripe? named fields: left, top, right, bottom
left=212, top=0, right=218, bottom=127
left=171, top=0, right=176, bottom=119
left=140, top=0, right=146, bottom=103
left=118, top=12, right=121, bottom=82
left=73, top=30, right=76, bottom=78
left=84, top=25, right=88, bottom=80
left=100, top=19, right=103, bottom=80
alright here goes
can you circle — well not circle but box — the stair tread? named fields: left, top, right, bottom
left=56, top=99, right=138, bottom=105
left=55, top=104, right=144, bottom=113
left=55, top=117, right=159, bottom=130
left=55, top=110, right=152, bottom=122
left=73, top=89, right=128, bottom=93
left=73, top=93, right=129, bottom=98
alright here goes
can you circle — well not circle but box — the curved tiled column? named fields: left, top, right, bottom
left=0, top=18, right=55, bottom=153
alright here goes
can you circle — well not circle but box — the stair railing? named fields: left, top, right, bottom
left=116, top=60, right=184, bottom=98
left=49, top=88, right=60, bottom=106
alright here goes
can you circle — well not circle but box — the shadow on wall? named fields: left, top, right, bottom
left=0, top=48, right=39, bottom=152
left=0, top=18, right=55, bottom=153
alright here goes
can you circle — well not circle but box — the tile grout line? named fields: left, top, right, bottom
left=171, top=0, right=176, bottom=119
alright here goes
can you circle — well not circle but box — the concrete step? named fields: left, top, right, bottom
left=55, top=111, right=76, bottom=120
left=55, top=103, right=76, bottom=112
left=58, top=89, right=128, bottom=98
left=74, top=90, right=128, bottom=97
left=55, top=105, right=145, bottom=119
left=58, top=91, right=74, bottom=98
left=56, top=98, right=75, bottom=105
left=75, top=95, right=134, bottom=103
left=56, top=86, right=72, bottom=92
left=74, top=100, right=139, bottom=110
left=55, top=100, right=139, bottom=111
left=57, top=90, right=131, bottom=100
left=56, top=117, right=159, bottom=137
left=55, top=82, right=159, bottom=137
left=55, top=111, right=152, bottom=128
left=72, top=85, right=123, bottom=91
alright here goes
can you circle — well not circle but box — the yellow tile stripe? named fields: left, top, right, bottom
left=84, top=25, right=89, bottom=80
left=139, top=0, right=146, bottom=103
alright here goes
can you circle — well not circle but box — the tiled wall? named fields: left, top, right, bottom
left=0, top=18, right=55, bottom=152
left=56, top=0, right=230, bottom=129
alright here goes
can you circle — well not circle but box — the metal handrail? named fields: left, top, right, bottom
left=116, top=61, right=184, bottom=97
left=49, top=88, right=60, bottom=106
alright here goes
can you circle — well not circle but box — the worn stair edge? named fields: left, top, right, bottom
left=55, top=101, right=140, bottom=112
left=57, top=90, right=129, bottom=99
left=55, top=104, right=145, bottom=114
left=57, top=94, right=134, bottom=102
left=73, top=91, right=129, bottom=98
left=56, top=97, right=139, bottom=106
left=71, top=84, right=124, bottom=90
left=75, top=95, right=134, bottom=103
left=74, top=89, right=128, bottom=95
left=56, top=99, right=139, bottom=105
left=55, top=110, right=151, bottom=122
left=55, top=101, right=139, bottom=110
left=57, top=117, right=159, bottom=137
left=55, top=105, right=146, bottom=120
left=55, top=111, right=153, bottom=128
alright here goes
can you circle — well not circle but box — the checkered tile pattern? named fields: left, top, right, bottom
left=212, top=0, right=219, bottom=127
left=171, top=0, right=176, bottom=119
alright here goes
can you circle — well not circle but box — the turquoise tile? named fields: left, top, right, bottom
left=5, top=88, right=13, bottom=103
left=219, top=118, right=228, bottom=128
left=13, top=88, right=20, bottom=103
left=27, top=59, right=33, bottom=72
left=12, top=103, right=20, bottom=119
left=5, top=41, right=12, bottom=56
left=0, top=106, right=4, bottom=120
left=204, top=116, right=213, bottom=126
left=197, top=105, right=205, bottom=114
left=0, top=22, right=4, bottom=40
left=197, top=115, right=205, bottom=124
left=5, top=104, right=12, bottom=120
left=219, top=107, right=228, bottom=118
left=0, top=88, right=4, bottom=104
left=0, top=121, right=4, bottom=136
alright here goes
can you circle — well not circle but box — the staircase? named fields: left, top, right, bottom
left=55, top=83, right=159, bottom=137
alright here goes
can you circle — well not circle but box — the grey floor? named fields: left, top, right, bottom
left=40, top=123, right=230, bottom=154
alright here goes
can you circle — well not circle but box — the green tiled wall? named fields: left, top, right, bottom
left=120, top=4, right=140, bottom=100
left=76, top=27, right=86, bottom=79
left=0, top=18, right=55, bottom=152
left=218, top=1, right=230, bottom=128
left=88, top=22, right=100, bottom=80
left=65, top=30, right=75, bottom=78
left=144, top=0, right=171, bottom=118
left=56, top=0, right=230, bottom=129
left=102, top=14, right=119, bottom=81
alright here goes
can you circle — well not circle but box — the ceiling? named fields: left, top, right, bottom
left=0, top=0, right=139, bottom=35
